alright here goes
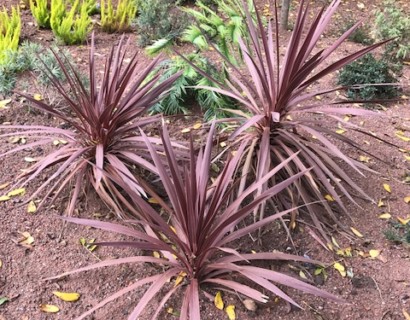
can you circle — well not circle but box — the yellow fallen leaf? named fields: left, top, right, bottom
left=180, top=128, right=191, bottom=133
left=299, top=270, right=307, bottom=279
left=359, top=155, right=370, bottom=163
left=40, top=304, right=59, bottom=313
left=383, top=183, right=391, bottom=193
left=148, top=197, right=159, bottom=204
left=405, top=155, right=410, bottom=162
left=52, top=291, right=80, bottom=302
left=27, top=201, right=37, bottom=213
left=0, top=195, right=10, bottom=202
left=33, top=94, right=42, bottom=101
left=225, top=305, right=236, bottom=320
left=403, top=309, right=410, bottom=320
left=333, top=262, right=346, bottom=277
left=192, top=123, right=202, bottom=130
left=398, top=217, right=410, bottom=225
left=20, top=232, right=34, bottom=245
left=7, top=188, right=25, bottom=197
left=324, top=194, right=335, bottom=202
left=369, top=249, right=380, bottom=259
left=24, top=157, right=37, bottom=162
left=220, top=142, right=227, bottom=148
left=336, top=129, right=346, bottom=135
left=0, top=99, right=12, bottom=108
left=378, top=213, right=391, bottom=219
left=343, top=115, right=351, bottom=122
left=153, top=251, right=161, bottom=258
left=396, top=132, right=410, bottom=142
left=0, top=259, right=2, bottom=268
left=357, top=2, right=365, bottom=9
left=377, top=199, right=385, bottom=207
left=214, top=291, right=224, bottom=310
left=331, top=236, right=340, bottom=248
left=404, top=196, right=410, bottom=203
left=350, top=227, right=363, bottom=238
left=0, top=182, right=10, bottom=190
left=174, top=271, right=187, bottom=287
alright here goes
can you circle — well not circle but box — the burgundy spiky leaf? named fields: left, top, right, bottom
left=0, top=33, right=181, bottom=217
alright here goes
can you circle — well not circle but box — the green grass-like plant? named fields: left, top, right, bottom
left=0, top=6, right=21, bottom=65
left=30, top=0, right=51, bottom=28
left=101, top=0, right=137, bottom=33
left=50, top=0, right=92, bottom=45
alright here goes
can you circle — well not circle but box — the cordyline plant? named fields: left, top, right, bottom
left=0, top=34, right=180, bottom=216
left=46, top=122, right=341, bottom=319
left=181, top=0, right=394, bottom=240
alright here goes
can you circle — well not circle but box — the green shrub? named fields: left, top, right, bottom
left=30, top=0, right=51, bottom=28
left=181, top=0, right=255, bottom=64
left=384, top=221, right=410, bottom=246
left=340, top=20, right=373, bottom=45
left=372, top=0, right=410, bottom=61
left=338, top=53, right=399, bottom=100
left=0, top=41, right=80, bottom=95
left=135, top=0, right=189, bottom=47
left=101, top=0, right=137, bottom=33
left=150, top=54, right=236, bottom=120
left=50, top=0, right=92, bottom=45
left=0, top=6, right=21, bottom=65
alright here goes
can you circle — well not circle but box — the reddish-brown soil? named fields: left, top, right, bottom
left=1, top=1, right=410, bottom=320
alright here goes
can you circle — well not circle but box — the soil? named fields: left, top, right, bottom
left=1, top=0, right=410, bottom=320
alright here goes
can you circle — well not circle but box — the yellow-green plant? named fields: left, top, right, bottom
left=101, top=0, right=137, bottom=33
left=0, top=6, right=21, bottom=64
left=30, top=0, right=51, bottom=28
left=50, top=0, right=92, bottom=44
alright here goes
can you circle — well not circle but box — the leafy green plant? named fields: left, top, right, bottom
left=0, top=35, right=181, bottom=216
left=100, top=0, right=137, bottom=33
left=0, top=6, right=21, bottom=65
left=372, top=0, right=410, bottom=61
left=0, top=42, right=81, bottom=95
left=340, top=20, right=373, bottom=45
left=30, top=0, right=51, bottom=28
left=181, top=0, right=255, bottom=64
left=338, top=53, right=399, bottom=100
left=181, top=0, right=392, bottom=240
left=384, top=221, right=410, bottom=246
left=50, top=0, right=92, bottom=45
left=47, top=123, right=341, bottom=319
left=149, top=54, right=236, bottom=120
left=135, top=0, right=189, bottom=47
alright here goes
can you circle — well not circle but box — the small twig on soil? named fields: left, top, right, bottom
left=380, top=310, right=391, bottom=320
left=371, top=276, right=384, bottom=303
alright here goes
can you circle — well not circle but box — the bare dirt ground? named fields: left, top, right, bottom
left=0, top=0, right=410, bottom=319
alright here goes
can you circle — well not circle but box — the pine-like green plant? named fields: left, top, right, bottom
left=0, top=6, right=21, bottom=65
left=101, top=0, right=137, bottom=33
left=50, top=0, right=92, bottom=45
left=181, top=0, right=256, bottom=64
left=29, top=0, right=51, bottom=28
left=150, top=54, right=236, bottom=119
left=135, top=0, right=189, bottom=47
